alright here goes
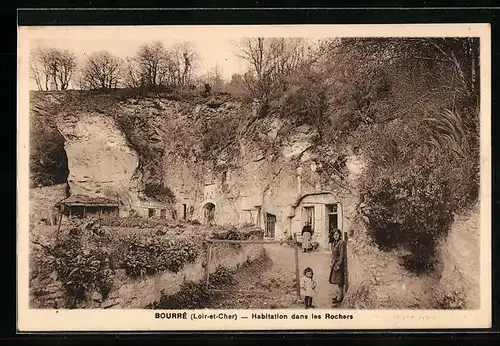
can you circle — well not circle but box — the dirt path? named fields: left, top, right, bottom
left=210, top=244, right=340, bottom=309
left=297, top=248, right=337, bottom=308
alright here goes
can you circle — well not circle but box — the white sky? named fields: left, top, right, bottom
left=31, top=37, right=245, bottom=79
left=22, top=24, right=487, bottom=90
left=29, top=37, right=245, bottom=91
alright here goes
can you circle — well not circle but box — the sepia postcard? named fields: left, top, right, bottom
left=17, top=23, right=491, bottom=332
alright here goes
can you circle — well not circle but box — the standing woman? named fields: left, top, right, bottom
left=328, top=228, right=345, bottom=303
left=301, top=221, right=313, bottom=253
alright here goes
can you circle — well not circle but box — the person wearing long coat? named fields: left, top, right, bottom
left=328, top=228, right=345, bottom=303
left=301, top=223, right=313, bottom=253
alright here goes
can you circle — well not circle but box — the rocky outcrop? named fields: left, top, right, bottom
left=56, top=112, right=140, bottom=213
left=433, top=205, right=480, bottom=309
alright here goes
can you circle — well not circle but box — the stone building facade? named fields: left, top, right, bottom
left=164, top=149, right=362, bottom=250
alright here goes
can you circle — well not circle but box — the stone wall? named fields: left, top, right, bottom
left=30, top=240, right=264, bottom=309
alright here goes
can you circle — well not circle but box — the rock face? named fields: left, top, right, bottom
left=57, top=112, right=141, bottom=214
left=163, top=122, right=361, bottom=248
left=29, top=183, right=67, bottom=225
left=434, top=205, right=480, bottom=309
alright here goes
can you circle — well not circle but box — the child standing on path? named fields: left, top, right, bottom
left=300, top=267, right=317, bottom=309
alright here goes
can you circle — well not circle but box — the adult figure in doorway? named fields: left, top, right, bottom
left=301, top=221, right=313, bottom=253
left=328, top=228, right=345, bottom=303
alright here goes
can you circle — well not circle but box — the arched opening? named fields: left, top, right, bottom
left=203, top=202, right=216, bottom=225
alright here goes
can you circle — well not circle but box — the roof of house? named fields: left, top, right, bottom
left=56, top=194, right=119, bottom=207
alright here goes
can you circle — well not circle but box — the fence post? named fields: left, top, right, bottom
left=293, top=233, right=300, bottom=300
left=55, top=210, right=64, bottom=241
left=205, top=243, right=213, bottom=290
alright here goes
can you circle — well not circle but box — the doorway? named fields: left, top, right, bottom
left=203, top=202, right=216, bottom=225
left=265, top=213, right=276, bottom=238
left=327, top=204, right=339, bottom=239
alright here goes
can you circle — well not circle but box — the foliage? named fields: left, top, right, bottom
left=435, top=289, right=466, bottom=309
left=152, top=281, right=214, bottom=309
left=234, top=38, right=309, bottom=105
left=126, top=41, right=199, bottom=90
left=278, top=67, right=328, bottom=126
left=143, top=183, right=176, bottom=203
left=300, top=38, right=481, bottom=273
left=50, top=223, right=115, bottom=306
left=99, top=215, right=178, bottom=228
left=29, top=123, right=69, bottom=187
left=361, top=157, right=455, bottom=273
left=208, top=266, right=237, bottom=289
left=119, top=233, right=200, bottom=278
left=211, top=225, right=264, bottom=241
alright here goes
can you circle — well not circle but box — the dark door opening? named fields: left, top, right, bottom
left=183, top=204, right=187, bottom=220
left=329, top=214, right=338, bottom=232
left=327, top=204, right=339, bottom=240
left=203, top=202, right=215, bottom=225
left=148, top=208, right=155, bottom=218
left=265, top=213, right=276, bottom=238
left=160, top=209, right=167, bottom=219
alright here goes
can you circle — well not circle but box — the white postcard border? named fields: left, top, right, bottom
left=17, top=23, right=492, bottom=331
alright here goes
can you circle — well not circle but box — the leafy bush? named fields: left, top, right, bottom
left=211, top=225, right=264, bottom=241
left=50, top=224, right=115, bottom=306
left=361, top=158, right=455, bottom=273
left=209, top=266, right=237, bottom=289
left=211, top=228, right=245, bottom=241
left=119, top=233, right=200, bottom=278
left=152, top=281, right=213, bottom=309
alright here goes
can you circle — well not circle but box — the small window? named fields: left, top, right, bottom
left=327, top=204, right=338, bottom=214
left=148, top=208, right=155, bottom=218
left=222, top=171, right=227, bottom=184
left=172, top=210, right=178, bottom=220
left=182, top=204, right=187, bottom=220
left=160, top=209, right=167, bottom=219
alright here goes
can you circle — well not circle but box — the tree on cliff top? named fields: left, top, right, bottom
left=234, top=38, right=308, bottom=106
left=30, top=46, right=77, bottom=91
left=79, top=51, right=123, bottom=90
left=129, top=41, right=199, bottom=90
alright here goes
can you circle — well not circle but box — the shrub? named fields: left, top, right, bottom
left=361, top=159, right=455, bottom=273
left=211, top=224, right=264, bottom=241
left=211, top=228, right=245, bottom=241
left=50, top=223, right=115, bottom=306
left=209, top=266, right=237, bottom=289
left=119, top=233, right=200, bottom=278
left=152, top=281, right=213, bottom=309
